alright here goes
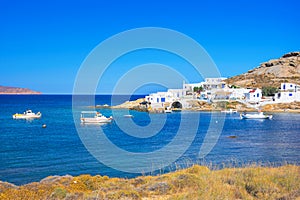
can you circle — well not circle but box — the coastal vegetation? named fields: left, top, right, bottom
left=193, top=86, right=203, bottom=93
left=0, top=165, right=299, bottom=199
left=262, top=86, right=279, bottom=97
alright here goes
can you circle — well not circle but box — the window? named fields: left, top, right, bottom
left=257, top=93, right=259, bottom=97
left=283, top=84, right=286, bottom=90
left=161, top=98, right=165, bottom=102
left=157, top=98, right=159, bottom=103
left=289, top=93, right=293, bottom=96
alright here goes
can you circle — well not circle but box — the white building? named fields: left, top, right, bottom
left=202, top=78, right=227, bottom=90
left=281, top=83, right=298, bottom=92
left=168, top=88, right=186, bottom=98
left=274, top=83, right=300, bottom=102
left=228, top=88, right=248, bottom=100
left=145, top=88, right=186, bottom=108
left=183, top=83, right=203, bottom=94
left=245, top=88, right=262, bottom=103
left=145, top=91, right=174, bottom=104
left=183, top=77, right=227, bottom=96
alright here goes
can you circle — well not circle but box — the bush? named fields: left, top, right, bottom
left=262, top=86, right=278, bottom=96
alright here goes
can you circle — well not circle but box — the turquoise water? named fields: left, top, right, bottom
left=0, top=95, right=299, bottom=185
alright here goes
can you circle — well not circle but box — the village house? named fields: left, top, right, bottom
left=244, top=88, right=262, bottom=103
left=274, top=83, right=300, bottom=103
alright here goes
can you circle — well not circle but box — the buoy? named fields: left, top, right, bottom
left=42, top=124, right=47, bottom=128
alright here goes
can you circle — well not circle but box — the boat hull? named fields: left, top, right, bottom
left=240, top=114, right=272, bottom=119
left=13, top=114, right=42, bottom=119
left=80, top=117, right=113, bottom=124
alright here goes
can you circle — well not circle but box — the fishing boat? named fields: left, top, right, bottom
left=240, top=112, right=272, bottom=119
left=80, top=111, right=113, bottom=124
left=13, top=110, right=42, bottom=119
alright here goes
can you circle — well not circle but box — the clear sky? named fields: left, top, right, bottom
left=0, top=0, right=299, bottom=94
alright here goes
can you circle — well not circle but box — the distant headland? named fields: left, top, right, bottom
left=0, top=86, right=41, bottom=95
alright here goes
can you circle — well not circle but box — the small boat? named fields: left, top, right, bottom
left=13, top=110, right=42, bottom=119
left=164, top=109, right=172, bottom=113
left=240, top=112, right=272, bottom=119
left=221, top=109, right=237, bottom=113
left=164, top=106, right=172, bottom=113
left=80, top=111, right=113, bottom=124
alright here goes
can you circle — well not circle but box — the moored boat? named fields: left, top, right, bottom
left=13, top=110, right=42, bottom=119
left=164, top=109, right=172, bottom=113
left=240, top=112, right=272, bottom=119
left=80, top=111, right=113, bottom=124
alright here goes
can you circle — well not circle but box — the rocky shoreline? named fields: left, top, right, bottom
left=106, top=98, right=300, bottom=113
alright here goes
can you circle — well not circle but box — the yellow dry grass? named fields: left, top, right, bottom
left=0, top=165, right=299, bottom=200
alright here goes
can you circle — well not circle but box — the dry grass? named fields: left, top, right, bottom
left=0, top=165, right=299, bottom=200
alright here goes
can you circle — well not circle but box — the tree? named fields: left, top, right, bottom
left=262, top=86, right=279, bottom=96
left=193, top=86, right=203, bottom=93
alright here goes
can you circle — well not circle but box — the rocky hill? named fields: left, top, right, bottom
left=0, top=86, right=41, bottom=94
left=226, top=52, right=300, bottom=88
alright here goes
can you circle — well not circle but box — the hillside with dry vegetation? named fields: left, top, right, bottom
left=0, top=165, right=299, bottom=200
left=226, top=52, right=300, bottom=88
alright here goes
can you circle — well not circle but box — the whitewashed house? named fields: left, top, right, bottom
left=245, top=88, right=262, bottom=103
left=145, top=88, right=187, bottom=108
left=183, top=78, right=227, bottom=93
left=228, top=88, right=248, bottom=100
left=202, top=78, right=227, bottom=90
left=145, top=91, right=174, bottom=104
left=168, top=88, right=186, bottom=98
left=183, top=83, right=203, bottom=94
left=274, top=83, right=300, bottom=102
left=281, top=83, right=298, bottom=92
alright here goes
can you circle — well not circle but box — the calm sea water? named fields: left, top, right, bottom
left=0, top=95, right=299, bottom=185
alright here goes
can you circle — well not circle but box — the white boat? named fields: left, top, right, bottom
left=80, top=111, right=113, bottom=124
left=240, top=112, right=272, bottom=119
left=13, top=110, right=42, bottom=119
left=221, top=109, right=237, bottom=113
left=164, top=105, right=172, bottom=113
left=164, top=109, right=172, bottom=113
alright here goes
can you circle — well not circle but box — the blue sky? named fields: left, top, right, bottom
left=0, top=0, right=299, bottom=94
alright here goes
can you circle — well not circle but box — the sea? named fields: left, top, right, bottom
left=0, top=95, right=299, bottom=185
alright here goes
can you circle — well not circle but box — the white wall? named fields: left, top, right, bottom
left=245, top=89, right=262, bottom=103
